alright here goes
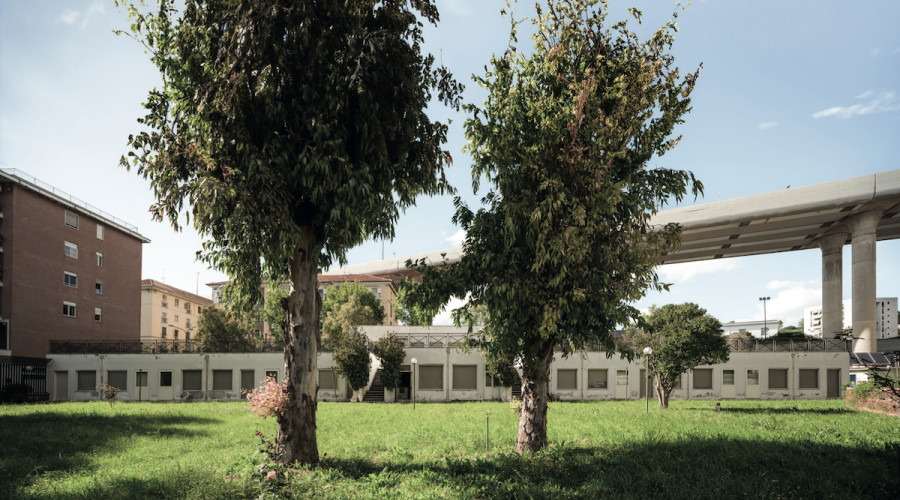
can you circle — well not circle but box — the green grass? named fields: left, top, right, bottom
left=1, top=399, right=898, bottom=499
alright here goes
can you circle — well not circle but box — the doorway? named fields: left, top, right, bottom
left=616, top=370, right=628, bottom=399
left=827, top=369, right=840, bottom=398
left=722, top=370, right=736, bottom=399
left=746, top=369, right=760, bottom=399
left=54, top=371, right=68, bottom=401
left=639, top=369, right=655, bottom=399
left=159, top=371, right=173, bottom=400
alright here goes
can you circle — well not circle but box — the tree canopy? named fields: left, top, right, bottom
left=117, top=0, right=461, bottom=464
left=261, top=284, right=290, bottom=343
left=371, top=334, right=406, bottom=391
left=395, top=281, right=436, bottom=326
left=323, top=294, right=374, bottom=395
left=629, top=303, right=728, bottom=408
left=321, top=281, right=385, bottom=326
left=194, top=306, right=254, bottom=352
left=406, top=0, right=701, bottom=453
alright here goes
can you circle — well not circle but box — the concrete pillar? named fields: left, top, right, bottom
left=819, top=232, right=848, bottom=340
left=848, top=210, right=883, bottom=353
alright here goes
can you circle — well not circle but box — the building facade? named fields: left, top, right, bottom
left=720, top=320, right=782, bottom=338
left=0, top=169, right=149, bottom=358
left=804, top=298, right=897, bottom=339
left=140, top=280, right=213, bottom=342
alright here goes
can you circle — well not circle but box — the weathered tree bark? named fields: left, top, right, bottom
left=515, top=340, right=554, bottom=454
left=655, top=380, right=670, bottom=409
left=276, top=228, right=320, bottom=464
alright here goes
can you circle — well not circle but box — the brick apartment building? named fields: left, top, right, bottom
left=0, top=169, right=150, bottom=358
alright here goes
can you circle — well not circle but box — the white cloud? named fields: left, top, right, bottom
left=81, top=3, right=105, bottom=29
left=758, top=121, right=778, bottom=130
left=743, top=281, right=822, bottom=326
left=812, top=91, right=900, bottom=119
left=444, top=228, right=466, bottom=246
left=58, top=9, right=80, bottom=25
left=432, top=295, right=469, bottom=326
left=658, top=259, right=737, bottom=283
left=766, top=279, right=817, bottom=290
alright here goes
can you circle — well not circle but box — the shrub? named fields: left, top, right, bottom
left=372, top=334, right=406, bottom=391
left=1, top=383, right=30, bottom=404
left=245, top=376, right=290, bottom=419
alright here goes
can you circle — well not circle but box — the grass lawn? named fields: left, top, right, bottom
left=1, top=399, right=898, bottom=499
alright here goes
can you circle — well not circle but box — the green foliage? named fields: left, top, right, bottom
left=371, top=335, right=406, bottom=390
left=798, top=318, right=805, bottom=331
left=394, top=282, right=436, bottom=326
left=195, top=306, right=253, bottom=352
left=323, top=295, right=374, bottom=391
left=630, top=303, right=728, bottom=408
left=0, top=383, right=29, bottom=404
left=260, top=284, right=290, bottom=343
left=116, top=0, right=462, bottom=314
left=485, top=351, right=519, bottom=387
left=406, top=0, right=701, bottom=451
left=321, top=281, right=385, bottom=326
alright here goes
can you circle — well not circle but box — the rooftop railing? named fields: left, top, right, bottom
left=1, top=168, right=139, bottom=232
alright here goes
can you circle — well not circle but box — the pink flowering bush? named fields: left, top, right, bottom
left=244, top=376, right=289, bottom=419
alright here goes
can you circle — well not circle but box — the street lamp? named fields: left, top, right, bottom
left=411, top=358, right=418, bottom=410
left=643, top=347, right=653, bottom=414
left=759, top=297, right=771, bottom=339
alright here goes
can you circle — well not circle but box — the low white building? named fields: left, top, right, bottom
left=804, top=298, right=897, bottom=339
left=720, top=320, right=781, bottom=339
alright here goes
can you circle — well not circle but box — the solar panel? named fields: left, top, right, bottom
left=849, top=352, right=891, bottom=365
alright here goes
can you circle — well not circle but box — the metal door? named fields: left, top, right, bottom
left=54, top=371, right=68, bottom=401
left=722, top=370, right=736, bottom=398
left=746, top=369, right=760, bottom=399
left=616, top=370, right=628, bottom=399
left=827, top=369, right=840, bottom=398
left=159, top=371, right=173, bottom=400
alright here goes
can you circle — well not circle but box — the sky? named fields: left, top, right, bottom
left=1, top=0, right=898, bottom=327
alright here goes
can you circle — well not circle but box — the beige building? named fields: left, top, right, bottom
left=141, top=280, right=213, bottom=342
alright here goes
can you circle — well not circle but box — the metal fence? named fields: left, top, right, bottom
left=49, top=340, right=284, bottom=355
left=0, top=356, right=51, bottom=395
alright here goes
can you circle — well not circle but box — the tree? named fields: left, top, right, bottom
left=321, top=281, right=385, bottom=326
left=371, top=334, right=406, bottom=392
left=630, top=303, right=728, bottom=408
left=195, top=306, right=254, bottom=352
left=485, top=351, right=518, bottom=387
left=117, top=0, right=460, bottom=464
left=798, top=318, right=805, bottom=332
left=322, top=294, right=375, bottom=401
left=261, top=284, right=290, bottom=343
left=395, top=282, right=436, bottom=326
left=407, top=0, right=701, bottom=453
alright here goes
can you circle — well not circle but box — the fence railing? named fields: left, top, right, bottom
left=49, top=340, right=283, bottom=355
left=1, top=356, right=51, bottom=395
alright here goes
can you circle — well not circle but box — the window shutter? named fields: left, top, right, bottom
left=798, top=369, right=818, bottom=389
left=557, top=369, right=577, bottom=389
left=768, top=369, right=788, bottom=389
left=452, top=365, right=477, bottom=390
left=212, top=370, right=232, bottom=390
left=77, top=371, right=95, bottom=391
left=419, top=366, right=443, bottom=390
left=693, top=369, right=713, bottom=389
left=588, top=369, right=607, bottom=389
left=319, top=370, right=336, bottom=390
left=241, top=371, right=256, bottom=392
left=108, top=371, right=127, bottom=390
left=182, top=370, right=202, bottom=390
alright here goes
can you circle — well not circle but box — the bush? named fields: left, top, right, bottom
left=1, top=383, right=30, bottom=404
left=372, top=334, right=405, bottom=391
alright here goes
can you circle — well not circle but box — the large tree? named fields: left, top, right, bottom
left=407, top=0, right=701, bottom=453
left=117, top=0, right=461, bottom=464
left=321, top=281, right=385, bottom=325
left=394, top=281, right=436, bottom=326
left=629, top=303, right=729, bottom=408
left=194, top=306, right=254, bottom=352
left=261, top=284, right=290, bottom=343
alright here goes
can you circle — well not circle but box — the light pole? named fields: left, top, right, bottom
left=759, top=297, right=771, bottom=339
left=411, top=358, right=418, bottom=410
left=643, top=347, right=653, bottom=414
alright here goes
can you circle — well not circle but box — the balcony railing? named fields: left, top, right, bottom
left=49, top=339, right=283, bottom=355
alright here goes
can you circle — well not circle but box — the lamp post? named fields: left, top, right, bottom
left=643, top=347, right=653, bottom=414
left=410, top=358, right=418, bottom=410
left=759, top=297, right=771, bottom=339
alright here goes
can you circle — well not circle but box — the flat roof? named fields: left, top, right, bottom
left=330, top=169, right=900, bottom=283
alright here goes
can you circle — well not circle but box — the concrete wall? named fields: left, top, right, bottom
left=45, top=349, right=849, bottom=403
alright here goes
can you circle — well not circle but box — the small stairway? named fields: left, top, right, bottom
left=363, top=371, right=384, bottom=402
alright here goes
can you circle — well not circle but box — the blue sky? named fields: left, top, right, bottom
left=1, top=1, right=898, bottom=326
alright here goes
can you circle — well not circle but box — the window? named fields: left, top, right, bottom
left=674, top=374, right=682, bottom=390
left=452, top=365, right=477, bottom=390
left=485, top=374, right=494, bottom=387
left=162, top=295, right=168, bottom=306
left=97, top=225, right=104, bottom=240
left=557, top=369, right=577, bottom=390
left=64, top=241, right=78, bottom=259
left=64, top=272, right=77, bottom=288
left=63, top=302, right=77, bottom=317
left=319, top=369, right=336, bottom=390
left=95, top=281, right=102, bottom=294
left=185, top=302, right=191, bottom=313
left=76, top=371, right=95, bottom=391
left=174, top=330, right=179, bottom=339
left=265, top=370, right=278, bottom=382
left=136, top=371, right=148, bottom=387
left=186, top=318, right=191, bottom=329
left=588, top=369, right=608, bottom=389
left=162, top=312, right=167, bottom=323
left=96, top=252, right=103, bottom=267
left=161, top=327, right=167, bottom=339
left=799, top=369, right=818, bottom=389
left=693, top=369, right=713, bottom=389
left=723, top=370, right=735, bottom=386
left=65, top=211, right=79, bottom=229
left=108, top=371, right=127, bottom=390
left=212, top=370, right=232, bottom=390
left=174, top=315, right=179, bottom=323
left=183, top=370, right=202, bottom=391
left=616, top=370, right=628, bottom=386
left=175, top=298, right=180, bottom=307
left=419, top=366, right=443, bottom=390
left=94, top=308, right=102, bottom=322
left=769, top=369, right=788, bottom=389
left=241, top=371, right=256, bottom=392
left=197, top=306, right=202, bottom=315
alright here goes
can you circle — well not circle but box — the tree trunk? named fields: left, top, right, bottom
left=275, top=229, right=320, bottom=465
left=515, top=340, right=554, bottom=454
left=655, top=380, right=669, bottom=409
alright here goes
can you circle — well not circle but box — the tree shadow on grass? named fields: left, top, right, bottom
left=678, top=406, right=855, bottom=415
left=313, top=437, right=900, bottom=500
left=0, top=412, right=219, bottom=499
